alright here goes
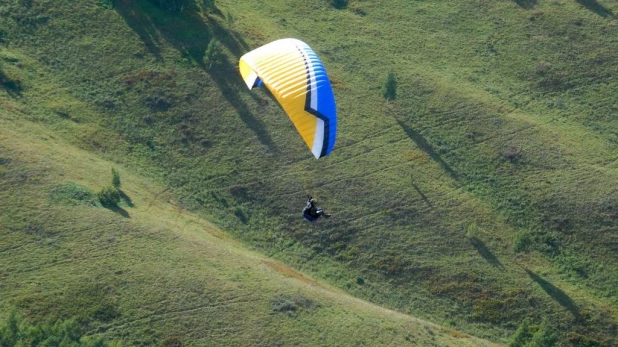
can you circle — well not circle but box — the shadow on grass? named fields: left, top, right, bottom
left=115, top=0, right=277, bottom=152
left=513, top=0, right=538, bottom=9
left=114, top=1, right=162, bottom=59
left=115, top=0, right=249, bottom=66
left=411, top=181, right=433, bottom=208
left=395, top=118, right=459, bottom=182
left=525, top=269, right=580, bottom=317
left=105, top=205, right=130, bottom=218
left=0, top=70, right=22, bottom=97
left=575, top=0, right=614, bottom=18
left=469, top=236, right=503, bottom=269
left=208, top=62, right=279, bottom=153
left=118, top=189, right=134, bottom=207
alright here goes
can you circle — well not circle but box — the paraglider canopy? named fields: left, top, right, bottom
left=239, top=38, right=337, bottom=159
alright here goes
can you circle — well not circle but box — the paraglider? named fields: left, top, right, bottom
left=239, top=39, right=336, bottom=221
left=302, top=196, right=331, bottom=222
left=238, top=38, right=337, bottom=159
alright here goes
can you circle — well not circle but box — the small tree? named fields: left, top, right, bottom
left=330, top=0, right=348, bottom=9
left=509, top=319, right=532, bottom=347
left=528, top=319, right=557, bottom=347
left=98, top=186, right=121, bottom=207
left=226, top=11, right=234, bottom=26
left=382, top=71, right=397, bottom=101
left=111, top=167, right=121, bottom=188
left=0, top=311, right=118, bottom=346
left=204, top=39, right=222, bottom=69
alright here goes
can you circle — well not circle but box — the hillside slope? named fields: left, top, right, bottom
left=1, top=0, right=617, bottom=345
left=0, top=113, right=499, bottom=346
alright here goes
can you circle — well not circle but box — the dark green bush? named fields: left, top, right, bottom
left=0, top=311, right=117, bottom=346
left=501, top=145, right=523, bottom=163
left=92, top=303, right=121, bottom=322
left=330, top=0, right=348, bottom=9
left=509, top=319, right=532, bottom=347
left=0, top=69, right=22, bottom=94
left=111, top=167, right=121, bottom=188
left=50, top=182, right=98, bottom=206
left=513, top=230, right=533, bottom=253
left=529, top=319, right=557, bottom=347
left=514, top=229, right=558, bottom=255
left=204, top=39, right=222, bottom=69
left=382, top=71, right=397, bottom=101
left=143, top=92, right=172, bottom=111
left=271, top=294, right=316, bottom=316
left=98, top=186, right=121, bottom=207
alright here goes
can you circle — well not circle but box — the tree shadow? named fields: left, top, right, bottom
left=115, top=0, right=248, bottom=64
left=115, top=0, right=163, bottom=60
left=0, top=70, right=23, bottom=97
left=469, top=236, right=503, bottom=269
left=525, top=269, right=580, bottom=317
left=395, top=118, right=459, bottom=182
left=118, top=189, right=134, bottom=207
left=575, top=0, right=614, bottom=18
left=207, top=63, right=278, bottom=152
left=115, top=0, right=276, bottom=152
left=513, top=0, right=538, bottom=9
left=411, top=181, right=433, bottom=208
left=106, top=205, right=130, bottom=218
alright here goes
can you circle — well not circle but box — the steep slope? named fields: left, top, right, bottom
left=0, top=112, right=498, bottom=346
left=1, top=0, right=617, bottom=345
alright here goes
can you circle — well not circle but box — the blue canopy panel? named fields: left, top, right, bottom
left=299, top=44, right=337, bottom=158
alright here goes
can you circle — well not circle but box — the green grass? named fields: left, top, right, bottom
left=1, top=0, right=618, bottom=345
left=0, top=114, right=496, bottom=346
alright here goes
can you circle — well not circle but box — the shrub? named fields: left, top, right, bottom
left=528, top=319, right=557, bottom=347
left=0, top=311, right=117, bottom=346
left=382, top=71, right=397, bottom=101
left=204, top=39, right=222, bottom=69
left=50, top=182, right=98, bottom=206
left=513, top=230, right=533, bottom=253
left=501, top=145, right=523, bottom=163
left=465, top=222, right=479, bottom=239
left=111, top=167, right=121, bottom=188
left=330, top=0, right=348, bottom=9
left=271, top=294, right=315, bottom=316
left=92, top=303, right=121, bottom=322
left=0, top=69, right=23, bottom=94
left=509, top=318, right=532, bottom=347
left=143, top=92, right=172, bottom=111
left=98, top=186, right=121, bottom=207
left=226, top=11, right=234, bottom=26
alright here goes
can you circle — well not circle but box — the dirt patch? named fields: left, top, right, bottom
left=263, top=260, right=318, bottom=286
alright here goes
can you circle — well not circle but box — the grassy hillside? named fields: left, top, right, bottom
left=0, top=112, right=498, bottom=346
left=1, top=0, right=617, bottom=345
